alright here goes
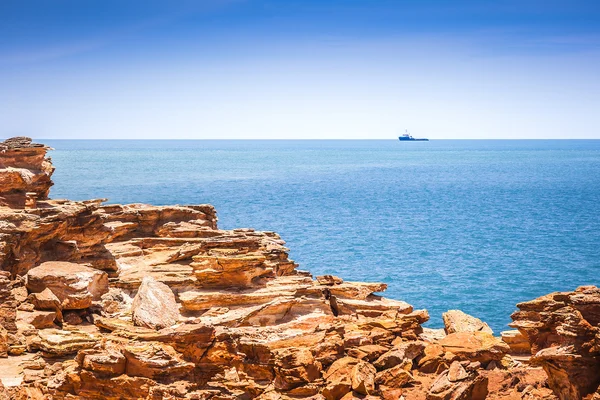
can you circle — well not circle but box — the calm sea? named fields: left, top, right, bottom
left=45, top=140, right=600, bottom=332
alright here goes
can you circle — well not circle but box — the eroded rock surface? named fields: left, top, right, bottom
left=511, top=286, right=600, bottom=400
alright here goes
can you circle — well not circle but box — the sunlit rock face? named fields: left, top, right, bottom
left=0, top=137, right=590, bottom=399
left=0, top=137, right=54, bottom=209
left=511, top=286, right=600, bottom=400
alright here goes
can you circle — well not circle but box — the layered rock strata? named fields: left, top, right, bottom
left=0, top=137, right=593, bottom=399
left=511, top=286, right=600, bottom=400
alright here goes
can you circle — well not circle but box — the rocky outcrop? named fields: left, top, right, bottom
left=0, top=137, right=586, bottom=399
left=511, top=286, right=600, bottom=400
left=0, top=137, right=54, bottom=208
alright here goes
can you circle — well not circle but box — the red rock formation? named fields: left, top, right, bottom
left=0, top=137, right=54, bottom=208
left=511, top=286, right=600, bottom=400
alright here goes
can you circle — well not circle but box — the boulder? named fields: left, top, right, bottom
left=322, top=357, right=357, bottom=400
left=17, top=310, right=57, bottom=329
left=438, top=331, right=509, bottom=365
left=442, top=310, right=493, bottom=335
left=273, top=347, right=322, bottom=391
left=76, top=345, right=127, bottom=376
left=373, top=341, right=426, bottom=370
left=131, top=276, right=179, bottom=330
left=375, top=364, right=416, bottom=388
left=351, top=360, right=376, bottom=395
left=26, top=262, right=108, bottom=310
left=426, top=361, right=488, bottom=400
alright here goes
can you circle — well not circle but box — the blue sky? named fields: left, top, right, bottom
left=1, top=0, right=599, bottom=139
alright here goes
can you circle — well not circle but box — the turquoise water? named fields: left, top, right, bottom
left=45, top=140, right=600, bottom=332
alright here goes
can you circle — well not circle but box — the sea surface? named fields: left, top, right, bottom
left=45, top=139, right=600, bottom=333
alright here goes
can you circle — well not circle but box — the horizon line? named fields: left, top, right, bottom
left=28, top=138, right=600, bottom=141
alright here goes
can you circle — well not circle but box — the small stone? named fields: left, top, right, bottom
left=317, top=275, right=344, bottom=285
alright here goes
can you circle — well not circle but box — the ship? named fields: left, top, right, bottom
left=398, top=130, right=429, bottom=141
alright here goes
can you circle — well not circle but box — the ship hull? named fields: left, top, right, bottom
left=398, top=137, right=429, bottom=141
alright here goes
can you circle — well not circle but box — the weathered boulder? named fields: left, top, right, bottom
left=131, top=276, right=179, bottom=330
left=17, top=310, right=57, bottom=329
left=375, top=364, right=416, bottom=388
left=373, top=341, right=426, bottom=371
left=510, top=285, right=600, bottom=400
left=322, top=357, right=361, bottom=400
left=438, top=331, right=509, bottom=365
left=272, top=347, right=322, bottom=391
left=442, top=310, right=493, bottom=335
left=426, top=361, right=488, bottom=400
left=76, top=345, right=127, bottom=376
left=26, top=262, right=108, bottom=309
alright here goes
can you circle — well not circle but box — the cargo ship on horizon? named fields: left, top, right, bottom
left=398, top=130, right=429, bottom=141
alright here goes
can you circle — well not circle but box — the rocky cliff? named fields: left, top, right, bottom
left=0, top=137, right=597, bottom=400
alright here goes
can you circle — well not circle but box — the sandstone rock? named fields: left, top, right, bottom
left=273, top=347, right=322, bottom=391
left=375, top=365, right=416, bottom=388
left=510, top=285, right=600, bottom=400
left=17, top=310, right=57, bottom=329
left=123, top=342, right=194, bottom=380
left=131, top=276, right=179, bottom=330
left=500, top=329, right=531, bottom=354
left=333, top=295, right=413, bottom=318
left=0, top=137, right=54, bottom=209
left=373, top=341, right=426, bottom=371
left=347, top=344, right=389, bottom=362
left=420, top=327, right=446, bottom=342
left=0, top=325, right=8, bottom=357
left=28, top=287, right=61, bottom=311
left=28, top=328, right=99, bottom=356
left=442, top=310, right=493, bottom=335
left=6, top=138, right=566, bottom=400
left=351, top=360, right=376, bottom=394
left=76, top=345, right=127, bottom=376
left=438, top=331, right=509, bottom=365
left=323, top=357, right=357, bottom=400
left=0, top=272, right=17, bottom=333
left=26, top=262, right=108, bottom=309
left=317, top=275, right=344, bottom=285
left=426, top=361, right=488, bottom=400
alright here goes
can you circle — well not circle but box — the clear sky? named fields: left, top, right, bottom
left=1, top=0, right=599, bottom=139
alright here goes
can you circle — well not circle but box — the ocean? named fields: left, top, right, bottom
left=45, top=139, right=600, bottom=333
